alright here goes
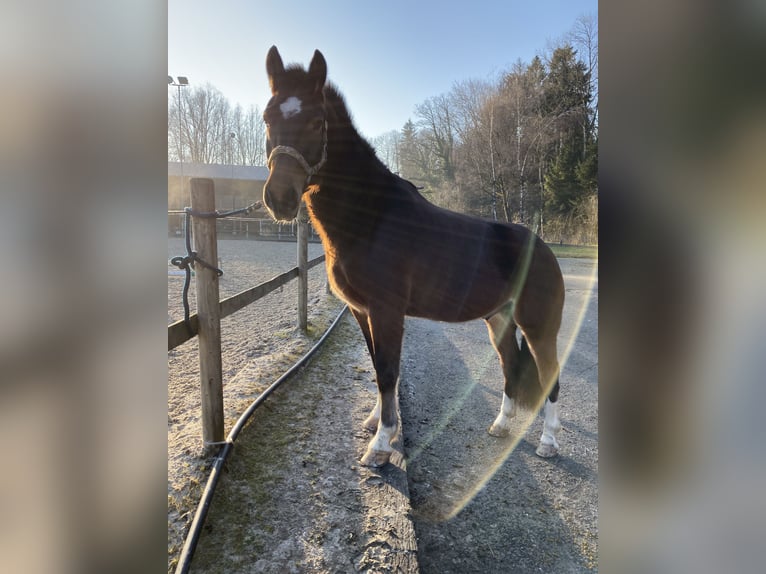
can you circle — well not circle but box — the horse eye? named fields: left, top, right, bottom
left=309, top=118, right=323, bottom=132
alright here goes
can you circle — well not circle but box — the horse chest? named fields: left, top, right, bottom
left=325, top=254, right=372, bottom=311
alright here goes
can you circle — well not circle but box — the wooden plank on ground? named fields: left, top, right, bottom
left=358, top=438, right=420, bottom=573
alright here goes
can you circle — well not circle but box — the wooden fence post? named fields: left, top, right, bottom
left=190, top=178, right=224, bottom=447
left=297, top=204, right=309, bottom=331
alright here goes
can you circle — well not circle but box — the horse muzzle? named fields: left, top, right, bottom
left=263, top=182, right=301, bottom=221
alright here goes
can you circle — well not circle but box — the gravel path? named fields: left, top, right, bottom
left=400, top=258, right=598, bottom=573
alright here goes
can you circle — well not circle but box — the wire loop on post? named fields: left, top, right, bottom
left=170, top=202, right=262, bottom=333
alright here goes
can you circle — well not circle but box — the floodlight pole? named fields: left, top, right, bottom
left=169, top=76, right=189, bottom=200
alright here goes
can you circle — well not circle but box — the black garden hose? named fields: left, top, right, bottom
left=174, top=304, right=348, bottom=574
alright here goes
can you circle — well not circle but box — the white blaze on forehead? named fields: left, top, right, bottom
left=279, top=96, right=302, bottom=119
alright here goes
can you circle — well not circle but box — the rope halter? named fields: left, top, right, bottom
left=266, top=121, right=327, bottom=184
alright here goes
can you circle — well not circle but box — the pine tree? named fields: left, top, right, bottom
left=576, top=137, right=598, bottom=196
left=544, top=140, right=582, bottom=216
left=540, top=45, right=595, bottom=228
left=543, top=47, right=591, bottom=121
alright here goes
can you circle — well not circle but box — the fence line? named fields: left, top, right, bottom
left=167, top=256, right=325, bottom=351
left=169, top=212, right=322, bottom=242
left=168, top=177, right=327, bottom=444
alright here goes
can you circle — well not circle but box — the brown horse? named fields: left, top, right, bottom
left=262, top=47, right=565, bottom=467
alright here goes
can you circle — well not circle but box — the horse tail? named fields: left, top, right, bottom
left=513, top=335, right=546, bottom=410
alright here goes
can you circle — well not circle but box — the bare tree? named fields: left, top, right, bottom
left=168, top=91, right=185, bottom=162
left=168, top=83, right=228, bottom=163
left=570, top=12, right=598, bottom=125
left=449, top=78, right=494, bottom=143
left=398, top=119, right=440, bottom=191
left=229, top=104, right=266, bottom=166
left=415, top=94, right=457, bottom=183
left=168, top=85, right=267, bottom=166
left=466, top=58, right=551, bottom=223
left=444, top=78, right=503, bottom=218
left=370, top=130, right=401, bottom=174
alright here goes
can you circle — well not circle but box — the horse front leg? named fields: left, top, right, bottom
left=360, top=309, right=404, bottom=468
left=350, top=307, right=380, bottom=431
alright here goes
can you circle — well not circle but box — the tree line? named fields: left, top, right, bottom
left=371, top=15, right=597, bottom=243
left=168, top=16, right=596, bottom=243
left=168, top=84, right=267, bottom=167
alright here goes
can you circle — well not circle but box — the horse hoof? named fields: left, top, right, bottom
left=488, top=423, right=511, bottom=437
left=360, top=449, right=391, bottom=468
left=536, top=443, right=559, bottom=458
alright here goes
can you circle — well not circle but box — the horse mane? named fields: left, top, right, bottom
left=276, top=61, right=422, bottom=200
left=273, top=61, right=392, bottom=176
left=322, top=83, right=386, bottom=169
left=322, top=83, right=352, bottom=123
left=320, top=81, right=432, bottom=208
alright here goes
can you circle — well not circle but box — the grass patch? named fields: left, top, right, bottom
left=189, top=344, right=332, bottom=572
left=547, top=243, right=598, bottom=259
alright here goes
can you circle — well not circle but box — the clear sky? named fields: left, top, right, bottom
left=168, top=0, right=597, bottom=138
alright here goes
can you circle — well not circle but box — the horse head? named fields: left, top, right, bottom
left=263, top=46, right=328, bottom=221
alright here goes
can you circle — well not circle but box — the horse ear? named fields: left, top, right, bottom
left=266, top=45, right=285, bottom=94
left=308, top=50, right=327, bottom=94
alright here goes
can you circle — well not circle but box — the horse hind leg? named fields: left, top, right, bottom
left=485, top=309, right=524, bottom=437
left=523, top=331, right=562, bottom=458
left=487, top=305, right=563, bottom=457
left=538, top=379, right=562, bottom=458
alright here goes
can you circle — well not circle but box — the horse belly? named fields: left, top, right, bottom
left=406, top=263, right=510, bottom=322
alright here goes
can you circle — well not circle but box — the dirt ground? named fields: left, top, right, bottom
left=167, top=238, right=342, bottom=572
left=188, top=316, right=418, bottom=573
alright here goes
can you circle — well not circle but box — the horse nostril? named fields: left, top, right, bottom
left=264, top=186, right=275, bottom=207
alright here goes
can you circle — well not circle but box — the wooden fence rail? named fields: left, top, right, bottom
left=168, top=256, right=325, bottom=351
left=168, top=178, right=327, bottom=444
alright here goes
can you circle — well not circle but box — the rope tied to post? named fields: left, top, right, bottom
left=171, top=201, right=262, bottom=334
left=186, top=201, right=262, bottom=220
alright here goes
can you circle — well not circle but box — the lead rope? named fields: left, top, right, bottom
left=170, top=201, right=262, bottom=335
